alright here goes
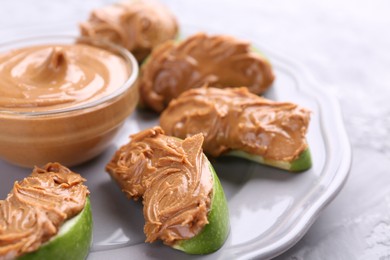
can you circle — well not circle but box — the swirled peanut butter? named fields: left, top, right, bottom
left=139, top=33, right=275, bottom=112
left=106, top=127, right=213, bottom=244
left=160, top=87, right=310, bottom=162
left=0, top=163, right=89, bottom=259
left=0, top=44, right=129, bottom=112
left=80, top=0, right=178, bottom=62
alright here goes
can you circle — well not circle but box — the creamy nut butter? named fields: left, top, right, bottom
left=160, top=87, right=310, bottom=162
left=0, top=163, right=89, bottom=260
left=139, top=33, right=275, bottom=112
left=80, top=0, right=178, bottom=62
left=0, top=44, right=129, bottom=111
left=0, top=38, right=138, bottom=167
left=106, top=127, right=213, bottom=245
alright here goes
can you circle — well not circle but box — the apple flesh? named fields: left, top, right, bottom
left=227, top=148, right=312, bottom=172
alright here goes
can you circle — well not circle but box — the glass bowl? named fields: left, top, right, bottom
left=0, top=36, right=139, bottom=167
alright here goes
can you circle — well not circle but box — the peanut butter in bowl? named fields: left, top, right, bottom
left=0, top=36, right=139, bottom=168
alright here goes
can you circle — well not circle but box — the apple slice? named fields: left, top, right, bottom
left=19, top=198, right=93, bottom=260
left=106, top=127, right=230, bottom=254
left=160, top=87, right=312, bottom=173
left=138, top=32, right=275, bottom=112
left=0, top=163, right=92, bottom=260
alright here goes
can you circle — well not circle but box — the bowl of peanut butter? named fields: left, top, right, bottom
left=0, top=36, right=139, bottom=167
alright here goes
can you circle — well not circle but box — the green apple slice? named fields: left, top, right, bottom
left=227, top=148, right=312, bottom=172
left=18, top=197, right=93, bottom=260
left=173, top=161, right=230, bottom=254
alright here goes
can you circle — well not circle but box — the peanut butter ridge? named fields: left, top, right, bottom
left=0, top=43, right=129, bottom=112
left=160, top=87, right=310, bottom=162
left=0, top=163, right=89, bottom=259
left=106, top=127, right=213, bottom=245
left=139, top=33, right=275, bottom=112
left=80, top=0, right=178, bottom=62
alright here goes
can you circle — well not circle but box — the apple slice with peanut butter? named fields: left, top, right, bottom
left=0, top=163, right=92, bottom=260
left=106, top=126, right=230, bottom=254
left=160, top=87, right=312, bottom=172
left=138, top=33, right=275, bottom=112
left=80, top=0, right=179, bottom=63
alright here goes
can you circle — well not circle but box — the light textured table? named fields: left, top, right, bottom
left=1, top=0, right=389, bottom=259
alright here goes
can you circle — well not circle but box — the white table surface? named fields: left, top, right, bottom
left=1, top=0, right=389, bottom=259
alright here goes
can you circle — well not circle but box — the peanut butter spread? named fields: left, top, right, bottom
left=139, top=33, right=275, bottom=112
left=80, top=0, right=178, bottom=62
left=160, top=87, right=310, bottom=162
left=106, top=127, right=213, bottom=245
left=0, top=44, right=129, bottom=112
left=0, top=163, right=89, bottom=260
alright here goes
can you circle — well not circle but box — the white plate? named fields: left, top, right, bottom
left=0, top=26, right=351, bottom=260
